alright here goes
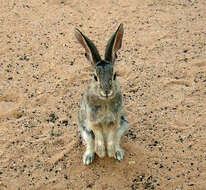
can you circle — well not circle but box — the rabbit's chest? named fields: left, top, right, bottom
left=89, top=103, right=120, bottom=126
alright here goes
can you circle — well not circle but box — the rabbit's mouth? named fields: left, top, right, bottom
left=100, top=90, right=113, bottom=98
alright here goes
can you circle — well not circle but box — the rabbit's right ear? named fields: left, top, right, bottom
left=104, top=24, right=124, bottom=64
left=74, top=28, right=101, bottom=66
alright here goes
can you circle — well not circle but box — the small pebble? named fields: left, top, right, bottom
left=129, top=160, right=136, bottom=165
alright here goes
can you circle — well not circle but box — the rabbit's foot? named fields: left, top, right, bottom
left=107, top=142, right=115, bottom=157
left=115, top=147, right=125, bottom=161
left=95, top=141, right=106, bottom=158
left=83, top=150, right=95, bottom=165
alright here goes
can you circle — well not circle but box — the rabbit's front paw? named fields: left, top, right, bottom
left=95, top=141, right=106, bottom=158
left=115, top=147, right=125, bottom=161
left=83, top=150, right=95, bottom=165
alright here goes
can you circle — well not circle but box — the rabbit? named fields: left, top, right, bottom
left=74, top=24, right=129, bottom=165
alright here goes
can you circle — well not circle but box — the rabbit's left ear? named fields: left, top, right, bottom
left=104, top=24, right=124, bottom=64
left=74, top=28, right=102, bottom=66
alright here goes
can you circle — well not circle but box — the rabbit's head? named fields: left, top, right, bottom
left=75, top=24, right=124, bottom=99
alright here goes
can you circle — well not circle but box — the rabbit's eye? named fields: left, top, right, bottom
left=113, top=72, right=117, bottom=80
left=85, top=53, right=88, bottom=59
left=94, top=75, right=98, bottom=81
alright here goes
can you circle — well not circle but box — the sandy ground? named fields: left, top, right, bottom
left=0, top=0, right=206, bottom=189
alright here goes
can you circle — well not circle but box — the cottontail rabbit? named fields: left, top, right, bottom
left=75, top=24, right=129, bottom=165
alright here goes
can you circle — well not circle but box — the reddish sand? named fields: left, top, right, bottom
left=0, top=0, right=205, bottom=189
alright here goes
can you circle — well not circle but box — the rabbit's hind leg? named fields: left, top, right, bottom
left=80, top=125, right=95, bottom=165
left=114, top=115, right=129, bottom=161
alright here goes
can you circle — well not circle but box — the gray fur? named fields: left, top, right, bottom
left=75, top=24, right=129, bottom=165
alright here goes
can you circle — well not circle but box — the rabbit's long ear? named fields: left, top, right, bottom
left=104, top=24, right=124, bottom=64
left=75, top=28, right=101, bottom=66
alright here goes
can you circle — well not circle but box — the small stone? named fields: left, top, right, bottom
left=86, top=184, right=93, bottom=188
left=64, top=174, right=68, bottom=179
left=159, top=164, right=164, bottom=168
left=129, top=160, right=136, bottom=165
left=188, top=184, right=194, bottom=186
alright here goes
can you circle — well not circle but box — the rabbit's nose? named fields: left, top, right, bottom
left=106, top=90, right=113, bottom=97
left=105, top=90, right=113, bottom=97
left=101, top=90, right=113, bottom=98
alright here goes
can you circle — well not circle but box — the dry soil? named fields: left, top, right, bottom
left=0, top=0, right=206, bottom=190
